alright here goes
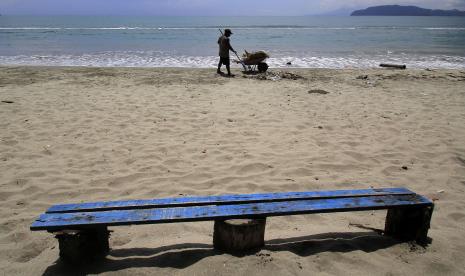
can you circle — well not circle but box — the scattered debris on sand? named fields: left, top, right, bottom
left=281, top=71, right=305, bottom=80
left=242, top=71, right=306, bottom=81
left=255, top=252, right=274, bottom=265
left=355, top=74, right=380, bottom=87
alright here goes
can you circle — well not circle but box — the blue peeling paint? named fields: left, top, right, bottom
left=31, top=193, right=433, bottom=231
left=46, top=187, right=413, bottom=214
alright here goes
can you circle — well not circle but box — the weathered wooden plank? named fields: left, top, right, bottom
left=32, top=194, right=432, bottom=231
left=46, top=187, right=413, bottom=214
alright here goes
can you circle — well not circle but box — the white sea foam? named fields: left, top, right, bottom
left=1, top=26, right=464, bottom=31
left=0, top=27, right=62, bottom=30
left=424, top=27, right=465, bottom=30
left=1, top=52, right=464, bottom=69
left=0, top=27, right=357, bottom=31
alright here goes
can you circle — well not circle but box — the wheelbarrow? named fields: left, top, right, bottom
left=234, top=50, right=269, bottom=73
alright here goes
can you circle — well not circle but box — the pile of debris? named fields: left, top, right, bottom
left=242, top=50, right=269, bottom=62
left=242, top=70, right=306, bottom=81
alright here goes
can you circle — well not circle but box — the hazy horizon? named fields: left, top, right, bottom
left=1, top=1, right=464, bottom=16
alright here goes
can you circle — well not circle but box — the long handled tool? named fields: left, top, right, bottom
left=219, top=29, right=247, bottom=71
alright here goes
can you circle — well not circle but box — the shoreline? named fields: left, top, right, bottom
left=1, top=55, right=463, bottom=70
left=2, top=64, right=464, bottom=71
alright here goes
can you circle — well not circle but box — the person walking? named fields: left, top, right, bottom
left=217, top=29, right=237, bottom=77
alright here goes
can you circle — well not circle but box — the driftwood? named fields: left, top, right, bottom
left=380, top=63, right=406, bottom=69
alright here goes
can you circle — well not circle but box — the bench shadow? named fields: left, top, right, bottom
left=264, top=231, right=400, bottom=256
left=42, top=231, right=401, bottom=275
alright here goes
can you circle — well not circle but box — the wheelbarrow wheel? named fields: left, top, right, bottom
left=257, top=62, right=268, bottom=73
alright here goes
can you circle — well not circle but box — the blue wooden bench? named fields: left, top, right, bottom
left=31, top=187, right=433, bottom=263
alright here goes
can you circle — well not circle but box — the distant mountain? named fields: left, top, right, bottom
left=351, top=5, right=465, bottom=16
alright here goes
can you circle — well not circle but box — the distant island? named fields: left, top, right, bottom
left=351, top=5, right=465, bottom=16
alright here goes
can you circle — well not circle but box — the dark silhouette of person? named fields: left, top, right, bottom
left=217, top=29, right=237, bottom=76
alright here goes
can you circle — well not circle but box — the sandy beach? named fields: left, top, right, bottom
left=1, top=66, right=465, bottom=275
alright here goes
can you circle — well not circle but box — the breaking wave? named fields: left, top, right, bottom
left=1, top=52, right=464, bottom=69
left=1, top=26, right=465, bottom=31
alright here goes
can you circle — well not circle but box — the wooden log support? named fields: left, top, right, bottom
left=55, top=227, right=110, bottom=264
left=384, top=205, right=434, bottom=245
left=213, top=219, right=266, bottom=252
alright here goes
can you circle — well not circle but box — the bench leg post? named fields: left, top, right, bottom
left=213, top=218, right=266, bottom=253
left=55, top=227, right=110, bottom=264
left=384, top=205, right=434, bottom=245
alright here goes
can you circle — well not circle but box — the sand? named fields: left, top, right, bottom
left=1, top=66, right=465, bottom=275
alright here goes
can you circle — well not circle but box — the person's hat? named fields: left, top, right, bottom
left=224, top=29, right=233, bottom=35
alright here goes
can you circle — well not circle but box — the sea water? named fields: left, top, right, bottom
left=1, top=16, right=464, bottom=68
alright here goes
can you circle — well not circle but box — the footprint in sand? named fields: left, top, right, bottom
left=236, top=163, right=273, bottom=175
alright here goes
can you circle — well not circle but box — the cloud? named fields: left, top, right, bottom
left=447, top=0, right=465, bottom=9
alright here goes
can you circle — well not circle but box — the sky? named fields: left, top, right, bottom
left=1, top=0, right=464, bottom=16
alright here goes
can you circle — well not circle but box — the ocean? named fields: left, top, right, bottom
left=1, top=16, right=464, bottom=69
